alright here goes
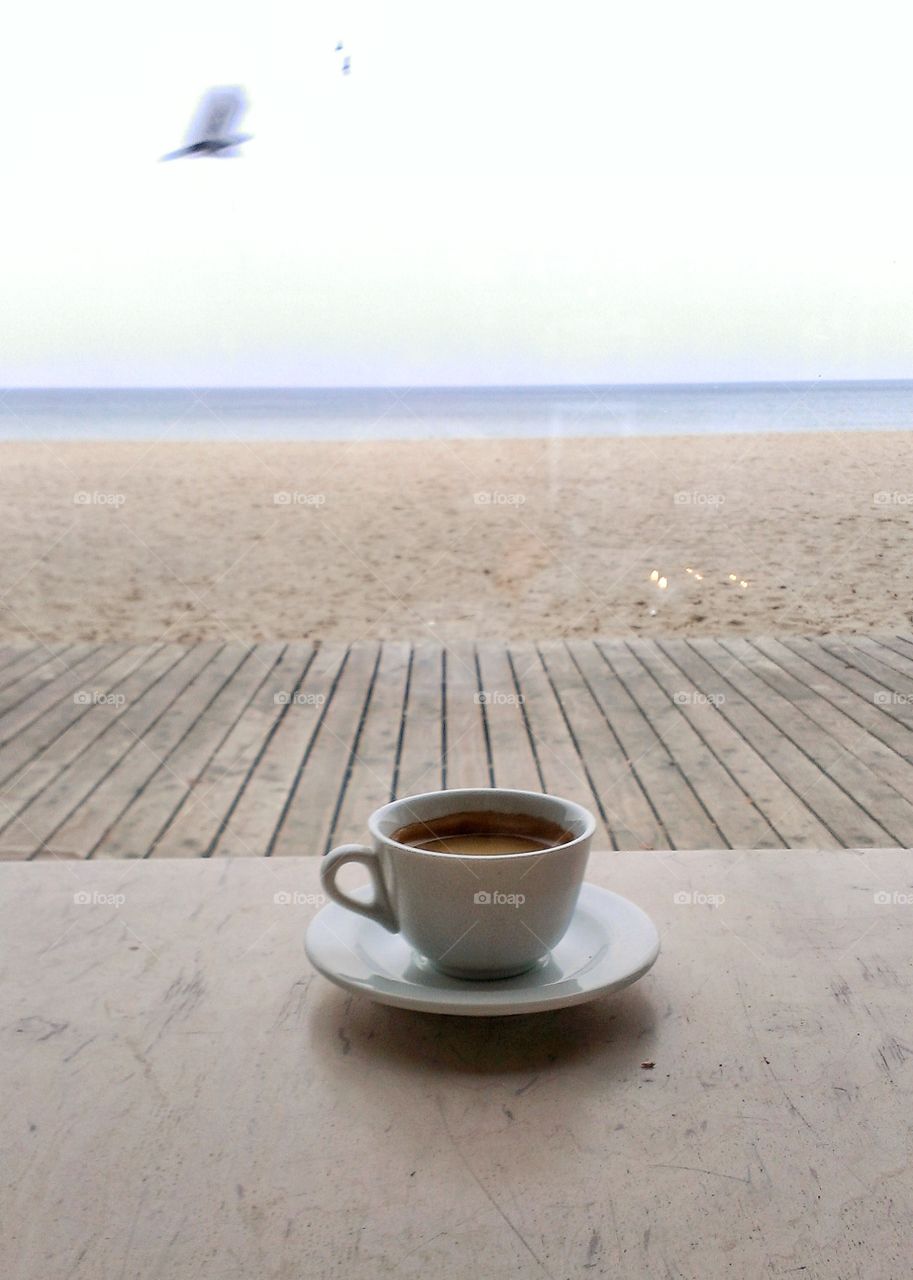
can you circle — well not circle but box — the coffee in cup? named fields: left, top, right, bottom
left=320, top=788, right=595, bottom=979
left=391, top=809, right=575, bottom=856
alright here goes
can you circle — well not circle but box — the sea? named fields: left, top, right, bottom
left=1, top=382, right=912, bottom=442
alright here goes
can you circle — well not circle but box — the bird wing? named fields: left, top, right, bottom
left=160, top=141, right=208, bottom=162
left=185, top=86, right=248, bottom=144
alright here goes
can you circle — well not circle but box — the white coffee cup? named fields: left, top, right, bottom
left=320, top=788, right=595, bottom=979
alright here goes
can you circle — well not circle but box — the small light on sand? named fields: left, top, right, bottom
left=728, top=573, right=737, bottom=581
left=740, top=580, right=749, bottom=589
left=650, top=570, right=659, bottom=582
left=695, top=573, right=703, bottom=581
left=685, top=567, right=693, bottom=574
left=658, top=576, right=668, bottom=590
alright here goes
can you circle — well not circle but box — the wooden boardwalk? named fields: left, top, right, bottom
left=1, top=634, right=913, bottom=858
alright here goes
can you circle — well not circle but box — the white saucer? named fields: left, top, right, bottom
left=305, top=882, right=660, bottom=1016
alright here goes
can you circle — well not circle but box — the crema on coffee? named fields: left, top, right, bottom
left=392, top=809, right=575, bottom=856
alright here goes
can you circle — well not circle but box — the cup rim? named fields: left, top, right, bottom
left=368, top=787, right=596, bottom=859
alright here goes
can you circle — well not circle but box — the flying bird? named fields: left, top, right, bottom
left=160, top=86, right=252, bottom=161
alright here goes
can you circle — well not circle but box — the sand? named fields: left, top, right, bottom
left=1, top=431, right=911, bottom=645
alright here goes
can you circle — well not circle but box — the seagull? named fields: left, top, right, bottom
left=160, top=86, right=252, bottom=161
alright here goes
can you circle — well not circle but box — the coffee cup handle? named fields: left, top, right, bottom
left=321, top=844, right=398, bottom=932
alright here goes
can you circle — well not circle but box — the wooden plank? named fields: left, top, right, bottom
left=151, top=643, right=314, bottom=858
left=754, top=636, right=913, bottom=758
left=270, top=642, right=381, bottom=857
left=0, top=645, right=74, bottom=706
left=658, top=637, right=845, bottom=846
left=803, top=636, right=913, bottom=732
left=0, top=644, right=99, bottom=729
left=567, top=640, right=723, bottom=850
left=211, top=644, right=347, bottom=858
left=508, top=642, right=611, bottom=847
left=442, top=641, right=491, bottom=790
left=685, top=637, right=899, bottom=846
left=45, top=646, right=252, bottom=859
left=718, top=637, right=913, bottom=845
left=884, top=633, right=913, bottom=664
left=818, top=634, right=913, bottom=690
left=845, top=634, right=913, bottom=683
left=608, top=639, right=782, bottom=848
left=0, top=644, right=134, bottom=753
left=0, top=646, right=174, bottom=838
left=393, top=642, right=444, bottom=799
left=0, top=646, right=165, bottom=785
left=328, top=642, right=412, bottom=848
left=868, top=634, right=913, bottom=677
left=538, top=640, right=658, bottom=849
left=0, top=646, right=33, bottom=678
left=7, top=629, right=913, bottom=862
left=476, top=643, right=541, bottom=791
left=748, top=636, right=913, bottom=798
left=92, top=644, right=286, bottom=859
left=0, top=644, right=219, bottom=858
left=633, top=638, right=833, bottom=847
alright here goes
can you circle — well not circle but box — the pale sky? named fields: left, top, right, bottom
left=2, top=0, right=912, bottom=386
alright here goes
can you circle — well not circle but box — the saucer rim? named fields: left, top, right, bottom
left=305, top=881, right=660, bottom=1016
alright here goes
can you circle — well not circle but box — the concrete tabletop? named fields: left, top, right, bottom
left=3, top=850, right=912, bottom=1279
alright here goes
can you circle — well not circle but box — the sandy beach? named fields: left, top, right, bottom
left=1, top=430, right=911, bottom=645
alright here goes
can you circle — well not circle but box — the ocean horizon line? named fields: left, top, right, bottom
left=4, top=377, right=913, bottom=393
left=1, top=381, right=911, bottom=442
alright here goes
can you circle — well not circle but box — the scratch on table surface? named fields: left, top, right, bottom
left=752, top=1142, right=772, bottom=1186
left=394, top=1229, right=452, bottom=1269
left=116, top=1189, right=147, bottom=1280
left=433, top=1093, right=557, bottom=1280
left=883, top=1036, right=913, bottom=1065
left=582, top=1229, right=602, bottom=1269
left=144, top=968, right=207, bottom=1050
left=11, top=1016, right=69, bottom=1041
left=649, top=1162, right=751, bottom=1185
left=150, top=1216, right=187, bottom=1278
left=734, top=974, right=820, bottom=1137
left=830, top=978, right=851, bottom=1006
left=163, top=969, right=206, bottom=1013
left=66, top=1239, right=94, bottom=1277
left=392, top=1217, right=480, bottom=1271
left=858, top=955, right=906, bottom=988
left=63, top=1035, right=97, bottom=1063
left=123, top=1036, right=169, bottom=1107
left=273, top=976, right=313, bottom=1030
